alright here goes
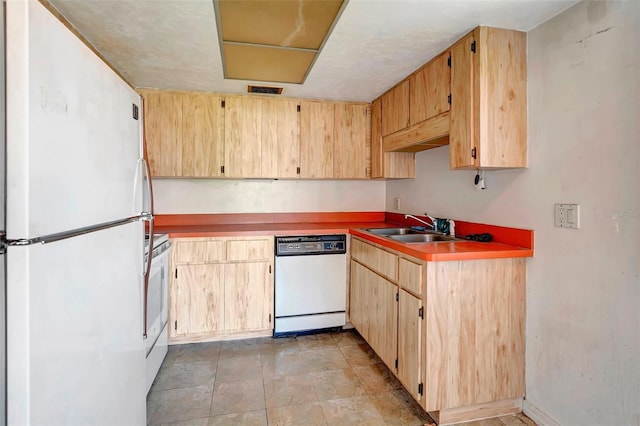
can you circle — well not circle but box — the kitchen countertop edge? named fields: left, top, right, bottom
left=157, top=221, right=533, bottom=262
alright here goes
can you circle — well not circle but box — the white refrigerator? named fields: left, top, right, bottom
left=4, top=1, right=151, bottom=424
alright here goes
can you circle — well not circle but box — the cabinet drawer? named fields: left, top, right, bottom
left=351, top=238, right=398, bottom=281
left=226, top=239, right=273, bottom=262
left=399, top=258, right=423, bottom=296
left=173, top=240, right=226, bottom=264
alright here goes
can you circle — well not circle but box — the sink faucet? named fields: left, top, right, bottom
left=404, top=214, right=435, bottom=229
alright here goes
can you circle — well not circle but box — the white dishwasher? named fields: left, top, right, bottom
left=274, top=235, right=347, bottom=336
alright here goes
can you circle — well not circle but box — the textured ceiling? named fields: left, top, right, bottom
left=48, top=0, right=579, bottom=102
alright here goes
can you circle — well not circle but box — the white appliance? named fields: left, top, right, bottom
left=3, top=1, right=153, bottom=424
left=144, top=234, right=171, bottom=394
left=274, top=235, right=347, bottom=336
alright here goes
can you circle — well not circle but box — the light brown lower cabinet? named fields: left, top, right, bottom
left=170, top=236, right=274, bottom=342
left=349, top=236, right=525, bottom=423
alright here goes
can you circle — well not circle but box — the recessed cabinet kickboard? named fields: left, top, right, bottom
left=140, top=27, right=528, bottom=181
left=349, top=236, right=526, bottom=424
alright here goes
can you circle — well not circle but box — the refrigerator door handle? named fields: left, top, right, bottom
left=141, top=157, right=155, bottom=339
left=0, top=215, right=149, bottom=252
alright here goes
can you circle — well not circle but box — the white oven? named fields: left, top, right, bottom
left=144, top=234, right=171, bottom=394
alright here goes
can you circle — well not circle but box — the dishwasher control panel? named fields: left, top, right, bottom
left=275, top=235, right=346, bottom=256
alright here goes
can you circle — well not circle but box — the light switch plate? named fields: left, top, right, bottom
left=555, top=204, right=580, bottom=229
left=393, top=197, right=400, bottom=211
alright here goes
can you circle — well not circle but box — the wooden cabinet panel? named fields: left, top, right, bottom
left=334, top=103, right=368, bottom=179
left=349, top=260, right=370, bottom=341
left=370, top=98, right=415, bottom=179
left=223, top=262, right=272, bottom=332
left=475, top=27, right=527, bottom=168
left=174, top=240, right=226, bottom=264
left=424, top=259, right=525, bottom=411
left=172, top=264, right=224, bottom=337
left=398, top=289, right=422, bottom=402
left=144, top=92, right=182, bottom=177
left=450, top=34, right=475, bottom=169
left=367, top=268, right=398, bottom=371
left=182, top=94, right=224, bottom=177
left=381, top=80, right=410, bottom=136
left=226, top=239, right=272, bottom=262
left=410, top=52, right=451, bottom=125
left=261, top=99, right=299, bottom=178
left=399, top=258, right=423, bottom=296
left=351, top=238, right=398, bottom=281
left=224, top=96, right=262, bottom=177
left=300, top=101, right=334, bottom=178
left=450, top=28, right=527, bottom=169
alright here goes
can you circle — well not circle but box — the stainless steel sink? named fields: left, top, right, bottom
left=364, top=227, right=433, bottom=236
left=388, top=234, right=458, bottom=243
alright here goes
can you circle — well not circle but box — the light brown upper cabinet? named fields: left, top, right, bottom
left=410, top=51, right=451, bottom=125
left=333, top=103, right=368, bottom=179
left=300, top=101, right=334, bottom=178
left=182, top=93, right=224, bottom=177
left=224, top=96, right=300, bottom=178
left=143, top=92, right=183, bottom=177
left=370, top=98, right=415, bottom=179
left=450, top=27, right=527, bottom=169
left=300, top=101, right=370, bottom=179
left=260, top=99, right=300, bottom=178
left=143, top=91, right=224, bottom=178
left=381, top=80, right=410, bottom=137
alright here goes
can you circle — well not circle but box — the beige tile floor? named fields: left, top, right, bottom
left=147, top=330, right=536, bottom=426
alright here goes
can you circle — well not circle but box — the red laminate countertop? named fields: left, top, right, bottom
left=154, top=212, right=534, bottom=262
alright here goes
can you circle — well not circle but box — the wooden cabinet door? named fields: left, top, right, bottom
left=410, top=52, right=451, bottom=125
left=300, top=101, right=334, bottom=178
left=360, top=264, right=398, bottom=371
left=182, top=93, right=224, bottom=177
left=261, top=99, right=299, bottom=178
left=449, top=34, right=476, bottom=169
left=223, top=262, right=273, bottom=332
left=398, top=289, right=423, bottom=402
left=224, top=96, right=262, bottom=177
left=144, top=92, right=183, bottom=177
left=172, top=264, right=224, bottom=337
left=349, top=261, right=370, bottom=341
left=381, top=80, right=409, bottom=136
left=334, top=103, right=368, bottom=179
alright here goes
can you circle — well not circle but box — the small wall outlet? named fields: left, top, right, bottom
left=555, top=204, right=580, bottom=229
left=393, top=197, right=400, bottom=211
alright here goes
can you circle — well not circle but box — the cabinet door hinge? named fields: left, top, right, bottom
left=418, top=306, right=424, bottom=319
left=297, top=104, right=301, bottom=112
left=447, top=54, right=451, bottom=68
left=395, top=292, right=399, bottom=302
left=471, top=147, right=477, bottom=159
left=296, top=166, right=301, bottom=175
left=221, top=100, right=225, bottom=108
left=174, top=320, right=177, bottom=330
left=418, top=383, right=424, bottom=396
left=132, top=103, right=139, bottom=120
left=221, top=165, right=225, bottom=174
left=175, top=269, right=178, bottom=279
left=448, top=94, right=452, bottom=105
left=395, top=358, right=398, bottom=369
left=471, top=40, right=476, bottom=53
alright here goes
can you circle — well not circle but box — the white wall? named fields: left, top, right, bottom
left=387, top=1, right=640, bottom=424
left=153, top=179, right=386, bottom=214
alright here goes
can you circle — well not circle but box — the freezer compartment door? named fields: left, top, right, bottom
left=6, top=0, right=143, bottom=239
left=7, top=221, right=146, bottom=425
